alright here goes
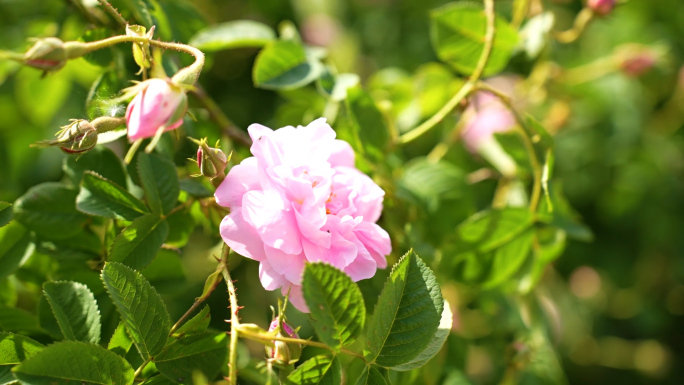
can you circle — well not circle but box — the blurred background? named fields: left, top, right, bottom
left=1, top=0, right=684, bottom=384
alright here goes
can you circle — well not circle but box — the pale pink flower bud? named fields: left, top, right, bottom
left=125, top=78, right=188, bottom=141
left=587, top=0, right=615, bottom=16
left=214, top=118, right=392, bottom=312
left=265, top=317, right=301, bottom=364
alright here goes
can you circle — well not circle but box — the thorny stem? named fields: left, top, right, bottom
left=239, top=331, right=368, bottom=363
left=192, top=85, right=252, bottom=148
left=221, top=246, right=240, bottom=385
left=96, top=0, right=128, bottom=27
left=553, top=7, right=594, bottom=44
left=398, top=0, right=497, bottom=145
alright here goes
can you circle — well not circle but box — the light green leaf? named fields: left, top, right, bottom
left=399, top=158, right=466, bottom=212
left=392, top=300, right=453, bottom=371
left=13, top=183, right=88, bottom=239
left=345, top=87, right=389, bottom=161
left=172, top=306, right=210, bottom=338
left=109, top=214, right=169, bottom=270
left=302, top=263, right=365, bottom=350
left=189, top=20, right=276, bottom=51
left=253, top=40, right=324, bottom=90
left=0, top=333, right=44, bottom=365
left=0, top=203, right=12, bottom=228
left=77, top=171, right=149, bottom=221
left=354, top=366, right=388, bottom=385
left=154, top=331, right=228, bottom=383
left=0, top=223, right=34, bottom=280
left=12, top=341, right=134, bottom=385
left=43, top=281, right=101, bottom=344
left=364, top=250, right=444, bottom=367
left=430, top=2, right=519, bottom=76
left=454, top=208, right=534, bottom=255
left=64, top=146, right=127, bottom=188
left=286, top=355, right=342, bottom=385
left=108, top=322, right=133, bottom=357
left=482, top=229, right=534, bottom=289
left=101, top=262, right=171, bottom=360
left=138, top=153, right=179, bottom=215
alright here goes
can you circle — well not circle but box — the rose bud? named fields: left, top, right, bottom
left=124, top=78, right=188, bottom=142
left=33, top=119, right=98, bottom=154
left=192, top=138, right=229, bottom=181
left=587, top=0, right=615, bottom=16
left=615, top=44, right=664, bottom=78
left=265, top=317, right=301, bottom=365
left=23, top=37, right=68, bottom=71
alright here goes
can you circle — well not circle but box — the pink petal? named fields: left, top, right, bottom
left=264, top=245, right=306, bottom=285
left=242, top=191, right=302, bottom=255
left=219, top=208, right=266, bottom=262
left=282, top=284, right=309, bottom=313
left=353, top=221, right=391, bottom=269
left=215, top=157, right=260, bottom=208
left=328, top=140, right=355, bottom=168
left=259, top=261, right=288, bottom=291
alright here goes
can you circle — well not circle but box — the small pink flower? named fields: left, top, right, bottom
left=125, top=78, right=187, bottom=141
left=215, top=118, right=391, bottom=312
left=587, top=0, right=615, bottom=16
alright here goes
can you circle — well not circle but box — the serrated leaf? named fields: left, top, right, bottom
left=0, top=333, right=44, bottom=364
left=392, top=300, right=452, bottom=371
left=108, top=322, right=133, bottom=357
left=101, top=262, right=171, bottom=360
left=430, top=2, right=519, bottom=76
left=109, top=214, right=169, bottom=270
left=364, top=250, right=444, bottom=367
left=138, top=153, right=179, bottom=215
left=354, top=366, right=388, bottom=385
left=0, top=203, right=12, bottom=228
left=454, top=208, right=534, bottom=255
left=189, top=20, right=276, bottom=51
left=0, top=307, right=41, bottom=334
left=482, top=229, right=534, bottom=289
left=77, top=172, right=148, bottom=221
left=12, top=341, right=134, bottom=385
left=172, top=306, right=210, bottom=338
left=13, top=183, right=88, bottom=239
left=42, top=281, right=101, bottom=344
left=286, top=355, right=342, bottom=385
left=154, top=331, right=228, bottom=383
left=0, top=223, right=34, bottom=280
left=302, top=263, right=365, bottom=349
left=64, top=146, right=127, bottom=187
left=253, top=40, right=324, bottom=90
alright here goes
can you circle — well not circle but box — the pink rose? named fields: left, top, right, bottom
left=125, top=78, right=188, bottom=141
left=587, top=0, right=615, bottom=16
left=215, top=118, right=391, bottom=312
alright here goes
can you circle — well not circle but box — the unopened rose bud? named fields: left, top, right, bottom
left=265, top=317, right=301, bottom=365
left=125, top=78, right=188, bottom=141
left=23, top=37, right=67, bottom=71
left=193, top=138, right=228, bottom=180
left=587, top=0, right=615, bottom=16
left=33, top=119, right=98, bottom=154
left=615, top=44, right=664, bottom=77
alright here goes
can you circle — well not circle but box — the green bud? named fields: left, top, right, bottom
left=23, top=37, right=67, bottom=71
left=191, top=137, right=229, bottom=182
left=33, top=119, right=98, bottom=154
left=265, top=317, right=302, bottom=366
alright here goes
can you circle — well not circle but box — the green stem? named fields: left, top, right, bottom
left=553, top=7, right=594, bottom=44
left=398, top=0, right=496, bottom=145
left=134, top=358, right=151, bottom=379
left=221, top=246, right=240, bottom=385
left=96, top=0, right=128, bottom=27
left=239, top=330, right=368, bottom=363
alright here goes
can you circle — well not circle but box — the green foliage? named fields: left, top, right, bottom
left=64, top=146, right=128, bottom=187
left=172, top=306, right=210, bottom=338
left=354, top=366, right=389, bottom=385
left=0, top=223, right=34, bottom=280
left=302, top=263, right=365, bottom=350
left=109, top=214, right=169, bottom=270
left=108, top=322, right=133, bottom=357
left=101, top=262, right=171, bottom=360
left=0, top=203, right=12, bottom=228
left=189, top=20, right=276, bottom=51
left=12, top=341, right=135, bottom=385
left=253, top=40, right=324, bottom=90
left=42, top=281, right=102, bottom=344
left=392, top=302, right=453, bottom=371
left=13, top=183, right=88, bottom=239
left=77, top=171, right=148, bottom=220
left=138, top=153, right=179, bottom=216
left=0, top=333, right=44, bottom=364
left=154, top=331, right=228, bottom=382
left=286, top=355, right=342, bottom=385
left=453, top=208, right=534, bottom=254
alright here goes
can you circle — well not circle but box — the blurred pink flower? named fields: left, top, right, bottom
left=587, top=0, right=615, bottom=16
left=215, top=118, right=391, bottom=312
left=125, top=78, right=187, bottom=141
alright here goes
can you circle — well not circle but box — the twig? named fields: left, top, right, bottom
left=553, top=7, right=594, bottom=44
left=96, top=0, right=128, bottom=27
left=221, top=246, right=240, bottom=385
left=398, top=0, right=497, bottom=145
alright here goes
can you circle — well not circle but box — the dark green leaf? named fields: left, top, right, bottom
left=454, top=208, right=534, bottom=255
left=172, top=306, right=210, bottom=338
left=302, top=263, right=365, bottom=349
left=77, top=171, right=148, bottom=221
left=165, top=208, right=194, bottom=248
left=109, top=214, right=169, bottom=270
left=108, top=322, right=133, bottom=357
left=354, top=366, right=388, bottom=385
left=364, top=250, right=444, bottom=367
left=13, top=341, right=134, bottom=385
left=0, top=333, right=44, bottom=365
left=120, top=0, right=153, bottom=27
left=43, top=281, right=101, bottom=344
left=13, top=183, right=88, bottom=239
left=101, top=262, right=170, bottom=360
left=0, top=307, right=41, bottom=334
left=189, top=20, right=276, bottom=51
left=141, top=250, right=186, bottom=294
left=64, top=146, right=127, bottom=188
left=286, top=355, right=342, bottom=385
left=0, top=203, right=11, bottom=228
left=138, top=153, right=179, bottom=215
left=482, top=229, right=534, bottom=289
left=179, top=179, right=213, bottom=198
left=34, top=229, right=102, bottom=262
left=392, top=301, right=452, bottom=371
left=0, top=223, right=34, bottom=280
left=399, top=158, right=466, bottom=212
left=253, top=40, right=324, bottom=90
left=154, top=331, right=228, bottom=383
left=430, top=2, right=519, bottom=76
left=345, top=87, right=389, bottom=161
left=80, top=28, right=114, bottom=67
left=140, top=375, right=176, bottom=385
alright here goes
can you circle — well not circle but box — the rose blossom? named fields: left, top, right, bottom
left=125, top=78, right=187, bottom=141
left=215, top=118, right=391, bottom=312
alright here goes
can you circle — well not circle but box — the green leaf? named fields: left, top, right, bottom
left=165, top=208, right=194, bottom=248
left=0, top=307, right=42, bottom=334
left=80, top=28, right=114, bottom=67
left=77, top=172, right=149, bottom=221
left=364, top=250, right=444, bottom=367
left=286, top=355, right=342, bottom=385
left=354, top=366, right=388, bottom=385
left=108, top=322, right=133, bottom=357
left=101, top=262, right=171, bottom=360
left=454, top=208, right=534, bottom=255
left=399, top=158, right=466, bottom=212
left=0, top=333, right=44, bottom=365
left=345, top=87, right=389, bottom=161
left=86, top=71, right=127, bottom=121
left=140, top=375, right=176, bottom=385
left=13, top=341, right=134, bottom=385
left=13, top=183, right=88, bottom=239
left=154, top=331, right=228, bottom=383
left=0, top=223, right=34, bottom=280
left=138, top=153, right=179, bottom=215
left=482, top=229, right=534, bottom=289
left=121, top=0, right=153, bottom=27
left=141, top=250, right=186, bottom=294
left=189, top=20, right=276, bottom=51
left=33, top=229, right=102, bottom=262
left=253, top=40, right=324, bottom=90
left=0, top=366, right=15, bottom=385
left=430, top=2, right=519, bottom=76
left=392, top=300, right=453, bottom=371
left=109, top=214, right=169, bottom=270
left=64, top=146, right=127, bottom=188
left=302, top=263, right=365, bottom=350
left=172, top=306, right=210, bottom=338
left=0, top=203, right=12, bottom=228
left=42, top=281, right=102, bottom=344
